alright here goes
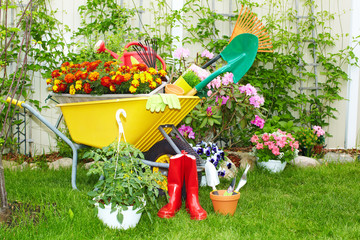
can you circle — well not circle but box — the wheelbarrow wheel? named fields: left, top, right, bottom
left=144, top=138, right=202, bottom=199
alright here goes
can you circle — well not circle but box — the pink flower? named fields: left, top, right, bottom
left=262, top=133, right=270, bottom=142
left=178, top=124, right=195, bottom=139
left=313, top=125, right=325, bottom=137
left=239, top=83, right=257, bottom=96
left=222, top=72, right=234, bottom=86
left=251, top=135, right=259, bottom=143
left=251, top=115, right=265, bottom=129
left=189, top=64, right=210, bottom=80
left=276, top=140, right=287, bottom=148
left=256, top=143, right=264, bottom=149
left=249, top=95, right=265, bottom=108
left=265, top=141, right=275, bottom=150
left=173, top=47, right=190, bottom=59
left=206, top=106, right=213, bottom=116
left=272, top=146, right=280, bottom=156
left=201, top=49, right=214, bottom=59
left=207, top=90, right=212, bottom=97
left=208, top=77, right=221, bottom=89
left=293, top=141, right=299, bottom=149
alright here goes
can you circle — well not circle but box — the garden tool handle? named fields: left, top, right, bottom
left=124, top=41, right=167, bottom=70
left=6, top=97, right=24, bottom=108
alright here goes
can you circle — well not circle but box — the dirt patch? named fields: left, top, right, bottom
left=0, top=200, right=57, bottom=227
left=2, top=152, right=63, bottom=163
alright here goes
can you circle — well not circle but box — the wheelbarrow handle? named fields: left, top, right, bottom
left=124, top=41, right=167, bottom=70
left=6, top=97, right=25, bottom=108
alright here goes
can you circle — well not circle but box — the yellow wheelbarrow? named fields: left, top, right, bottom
left=6, top=95, right=203, bottom=190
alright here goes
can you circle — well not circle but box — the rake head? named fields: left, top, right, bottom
left=229, top=5, right=273, bottom=53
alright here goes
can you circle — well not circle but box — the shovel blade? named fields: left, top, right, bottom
left=220, top=33, right=259, bottom=83
left=205, top=161, right=220, bottom=189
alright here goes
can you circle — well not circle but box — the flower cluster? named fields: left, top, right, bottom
left=192, top=142, right=226, bottom=177
left=313, top=126, right=325, bottom=137
left=178, top=124, right=195, bottom=139
left=251, top=115, right=265, bottom=129
left=47, top=61, right=167, bottom=95
left=173, top=47, right=190, bottom=59
left=251, top=129, right=299, bottom=163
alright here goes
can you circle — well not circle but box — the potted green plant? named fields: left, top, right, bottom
left=295, top=126, right=326, bottom=157
left=250, top=129, right=299, bottom=173
left=85, top=141, right=165, bottom=229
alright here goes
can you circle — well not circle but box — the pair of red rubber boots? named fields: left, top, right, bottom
left=157, top=151, right=207, bottom=220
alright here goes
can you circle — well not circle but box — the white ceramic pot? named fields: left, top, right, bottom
left=96, top=204, right=143, bottom=230
left=257, top=160, right=287, bottom=173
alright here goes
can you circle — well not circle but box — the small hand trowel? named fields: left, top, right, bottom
left=223, top=177, right=236, bottom=196
left=186, top=33, right=259, bottom=96
left=232, top=164, right=250, bottom=195
left=205, top=161, right=220, bottom=195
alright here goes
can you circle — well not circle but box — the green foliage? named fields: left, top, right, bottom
left=261, top=116, right=301, bottom=135
left=85, top=141, right=165, bottom=223
left=182, top=70, right=201, bottom=88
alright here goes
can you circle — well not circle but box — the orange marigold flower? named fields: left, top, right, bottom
left=137, top=63, right=148, bottom=71
left=51, top=70, right=61, bottom=78
left=129, top=85, right=137, bottom=93
left=119, top=66, right=130, bottom=73
left=61, top=62, right=70, bottom=67
left=80, top=72, right=88, bottom=80
left=123, top=73, right=132, bottom=81
left=104, top=61, right=114, bottom=68
left=101, top=76, right=111, bottom=87
left=64, top=73, right=75, bottom=83
left=109, top=84, right=116, bottom=92
left=149, top=81, right=157, bottom=89
left=87, top=62, right=100, bottom=72
left=74, top=70, right=83, bottom=80
left=109, top=71, right=116, bottom=76
left=155, top=78, right=162, bottom=84
left=83, top=83, right=92, bottom=94
left=80, top=61, right=89, bottom=68
left=88, top=72, right=100, bottom=81
left=158, top=69, right=167, bottom=77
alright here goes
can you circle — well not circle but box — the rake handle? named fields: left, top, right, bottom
left=201, top=54, right=221, bottom=69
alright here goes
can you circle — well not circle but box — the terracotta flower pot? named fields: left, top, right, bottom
left=165, top=84, right=184, bottom=95
left=209, top=190, right=240, bottom=216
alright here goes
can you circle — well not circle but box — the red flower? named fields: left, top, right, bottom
left=101, top=76, right=111, bottom=87
left=61, top=62, right=70, bottom=67
left=59, top=83, right=67, bottom=92
left=83, top=83, right=92, bottom=94
left=114, top=75, right=125, bottom=85
left=51, top=70, right=61, bottom=78
left=80, top=72, right=88, bottom=80
left=64, top=73, right=75, bottom=83
left=74, top=70, right=82, bottom=80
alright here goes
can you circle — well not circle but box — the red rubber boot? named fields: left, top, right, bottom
left=184, top=154, right=207, bottom=220
left=157, top=152, right=184, bottom=218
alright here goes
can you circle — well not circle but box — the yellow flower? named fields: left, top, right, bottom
left=69, top=85, right=76, bottom=95
left=148, top=68, right=156, bottom=75
left=145, top=72, right=152, bottom=82
left=129, top=85, right=137, bottom=93
left=149, top=81, right=157, bottom=89
left=131, top=79, right=140, bottom=87
left=46, top=78, right=52, bottom=85
left=140, top=73, right=146, bottom=83
left=110, top=85, right=116, bottom=92
left=52, top=85, right=59, bottom=92
left=133, top=73, right=140, bottom=81
left=155, top=78, right=162, bottom=84
left=54, top=79, right=61, bottom=85
left=109, top=71, right=116, bottom=76
left=158, top=69, right=166, bottom=77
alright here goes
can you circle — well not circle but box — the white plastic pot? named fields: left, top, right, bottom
left=96, top=203, right=143, bottom=230
left=257, top=160, right=287, bottom=173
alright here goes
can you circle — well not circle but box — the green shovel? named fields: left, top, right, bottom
left=186, top=33, right=258, bottom=96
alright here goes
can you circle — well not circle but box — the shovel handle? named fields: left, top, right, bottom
left=201, top=54, right=221, bottom=69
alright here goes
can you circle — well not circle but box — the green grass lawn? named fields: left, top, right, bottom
left=1, top=162, right=360, bottom=240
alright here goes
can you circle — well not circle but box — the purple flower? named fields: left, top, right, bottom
left=173, top=47, right=190, bottom=59
left=201, top=49, right=214, bottom=59
left=196, top=147, right=204, bottom=155
left=205, top=147, right=211, bottom=156
left=206, top=106, right=213, bottom=116
left=227, top=162, right=232, bottom=169
left=218, top=170, right=226, bottom=177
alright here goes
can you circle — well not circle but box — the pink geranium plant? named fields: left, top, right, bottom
left=251, top=129, right=299, bottom=163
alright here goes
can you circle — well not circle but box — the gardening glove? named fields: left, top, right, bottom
left=160, top=94, right=181, bottom=110
left=146, top=94, right=166, bottom=112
